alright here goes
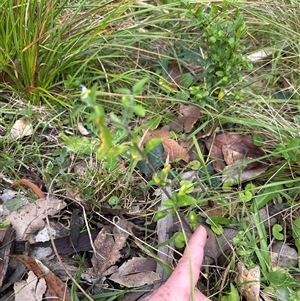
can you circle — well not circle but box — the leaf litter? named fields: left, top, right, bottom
left=0, top=98, right=296, bottom=301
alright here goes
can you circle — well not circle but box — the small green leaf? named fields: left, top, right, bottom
left=132, top=105, right=146, bottom=117
left=292, top=218, right=300, bottom=265
left=154, top=209, right=168, bottom=222
left=59, top=133, right=99, bottom=155
left=121, top=96, right=131, bottom=108
left=189, top=211, right=198, bottom=230
left=238, top=190, right=252, bottom=202
left=272, top=224, right=284, bottom=240
left=132, top=77, right=149, bottom=95
left=177, top=195, right=197, bottom=207
left=108, top=196, right=119, bottom=206
left=142, top=116, right=162, bottom=130
left=253, top=133, right=263, bottom=146
left=174, top=231, right=187, bottom=249
left=5, top=198, right=24, bottom=211
left=222, top=181, right=233, bottom=191
left=161, top=200, right=175, bottom=208
left=216, top=70, right=224, bottom=77
left=98, top=125, right=113, bottom=159
left=211, top=224, right=223, bottom=235
left=252, top=185, right=282, bottom=210
left=108, top=145, right=127, bottom=157
left=179, top=180, right=194, bottom=195
left=187, top=160, right=201, bottom=170
left=180, top=73, right=194, bottom=88
left=0, top=220, right=11, bottom=228
left=221, top=283, right=239, bottom=301
left=206, top=216, right=231, bottom=225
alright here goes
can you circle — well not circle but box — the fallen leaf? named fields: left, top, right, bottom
left=168, top=104, right=201, bottom=133
left=202, top=225, right=238, bottom=264
left=205, top=132, right=267, bottom=183
left=92, top=219, right=129, bottom=276
left=165, top=61, right=190, bottom=85
left=14, top=271, right=46, bottom=301
left=12, top=255, right=71, bottom=301
left=236, top=261, right=260, bottom=301
left=109, top=257, right=160, bottom=287
left=143, top=129, right=189, bottom=163
left=10, top=117, right=33, bottom=139
left=202, top=225, right=219, bottom=264
left=222, top=160, right=268, bottom=184
left=6, top=198, right=66, bottom=242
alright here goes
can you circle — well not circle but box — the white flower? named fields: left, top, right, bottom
left=80, top=84, right=91, bottom=100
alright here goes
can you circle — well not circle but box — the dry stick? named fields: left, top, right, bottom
left=45, top=179, right=94, bottom=301
left=154, top=184, right=174, bottom=288
left=78, top=202, right=105, bottom=260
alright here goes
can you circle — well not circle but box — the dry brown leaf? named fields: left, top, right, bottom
left=205, top=132, right=267, bottom=182
left=6, top=198, right=66, bottom=242
left=12, top=255, right=71, bottom=301
left=143, top=129, right=189, bottom=163
left=205, top=132, right=265, bottom=170
left=169, top=104, right=201, bottom=133
left=14, top=271, right=46, bottom=301
left=165, top=62, right=190, bottom=86
left=201, top=225, right=238, bottom=265
left=236, top=261, right=260, bottom=301
left=109, top=257, right=160, bottom=287
left=92, top=219, right=129, bottom=276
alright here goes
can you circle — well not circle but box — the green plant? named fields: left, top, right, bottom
left=186, top=2, right=252, bottom=109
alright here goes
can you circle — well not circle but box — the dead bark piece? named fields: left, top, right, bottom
left=154, top=185, right=174, bottom=286
left=0, top=224, right=15, bottom=287
left=14, top=229, right=100, bottom=255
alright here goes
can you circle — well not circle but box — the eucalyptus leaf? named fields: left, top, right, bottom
left=5, top=198, right=24, bottom=211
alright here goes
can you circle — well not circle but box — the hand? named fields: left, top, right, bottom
left=141, top=226, right=211, bottom=301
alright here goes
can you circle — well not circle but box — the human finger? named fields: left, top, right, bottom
left=163, top=225, right=207, bottom=299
